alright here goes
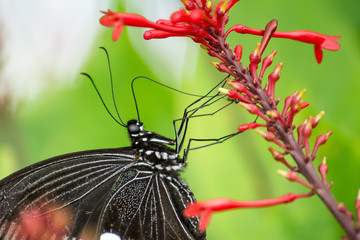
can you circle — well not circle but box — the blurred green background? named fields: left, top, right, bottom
left=0, top=0, right=359, bottom=239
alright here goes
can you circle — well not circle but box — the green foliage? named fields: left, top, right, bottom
left=1, top=0, right=359, bottom=239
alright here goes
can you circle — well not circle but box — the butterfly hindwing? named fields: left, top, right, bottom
left=99, top=164, right=205, bottom=240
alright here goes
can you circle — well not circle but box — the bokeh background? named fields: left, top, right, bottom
left=0, top=0, right=359, bottom=239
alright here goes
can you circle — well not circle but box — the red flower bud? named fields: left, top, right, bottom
left=259, top=19, right=278, bottom=56
left=267, top=62, right=283, bottom=99
left=300, top=101, right=309, bottom=109
left=219, top=88, right=252, bottom=103
left=234, top=44, right=243, bottom=62
left=256, top=129, right=286, bottom=149
left=269, top=147, right=294, bottom=170
left=311, top=131, right=333, bottom=160
left=238, top=122, right=266, bottom=131
left=338, top=202, right=354, bottom=221
left=249, top=43, right=261, bottom=64
left=239, top=102, right=270, bottom=121
left=318, top=157, right=328, bottom=185
left=302, top=117, right=313, bottom=159
left=277, top=170, right=314, bottom=189
left=259, top=50, right=276, bottom=82
left=282, top=95, right=293, bottom=117
left=312, top=111, right=325, bottom=128
left=227, top=80, right=255, bottom=99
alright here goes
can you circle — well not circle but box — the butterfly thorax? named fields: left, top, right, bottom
left=127, top=120, right=184, bottom=172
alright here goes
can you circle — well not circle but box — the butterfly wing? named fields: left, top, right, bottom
left=0, top=147, right=136, bottom=239
left=98, top=164, right=206, bottom=240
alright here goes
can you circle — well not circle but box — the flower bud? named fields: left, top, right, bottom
left=234, top=45, right=243, bottom=62
left=312, top=111, right=325, bottom=128
left=238, top=122, right=266, bottom=131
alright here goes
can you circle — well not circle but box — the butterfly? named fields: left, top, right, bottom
left=0, top=72, right=235, bottom=239
left=0, top=118, right=206, bottom=239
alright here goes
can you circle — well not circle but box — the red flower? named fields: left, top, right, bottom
left=100, top=1, right=340, bottom=64
left=226, top=24, right=341, bottom=63
left=100, top=10, right=194, bottom=41
left=184, top=193, right=313, bottom=232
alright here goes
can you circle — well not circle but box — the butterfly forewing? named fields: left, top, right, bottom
left=0, top=148, right=136, bottom=238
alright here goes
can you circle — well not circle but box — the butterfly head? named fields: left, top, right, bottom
left=126, top=119, right=143, bottom=138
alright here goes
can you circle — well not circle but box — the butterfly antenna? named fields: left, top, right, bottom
left=99, top=47, right=126, bottom=126
left=131, top=77, right=141, bottom=122
left=130, top=75, right=218, bottom=122
left=81, top=72, right=126, bottom=127
left=132, top=76, right=215, bottom=98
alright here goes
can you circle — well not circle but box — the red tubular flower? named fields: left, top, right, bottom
left=100, top=10, right=215, bottom=42
left=100, top=11, right=157, bottom=41
left=184, top=192, right=313, bottom=232
left=226, top=24, right=340, bottom=63
left=144, top=30, right=186, bottom=39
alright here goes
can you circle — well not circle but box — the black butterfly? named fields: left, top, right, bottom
left=0, top=71, right=234, bottom=239
left=0, top=118, right=205, bottom=239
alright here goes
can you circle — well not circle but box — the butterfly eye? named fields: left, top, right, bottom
left=127, top=120, right=141, bottom=134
